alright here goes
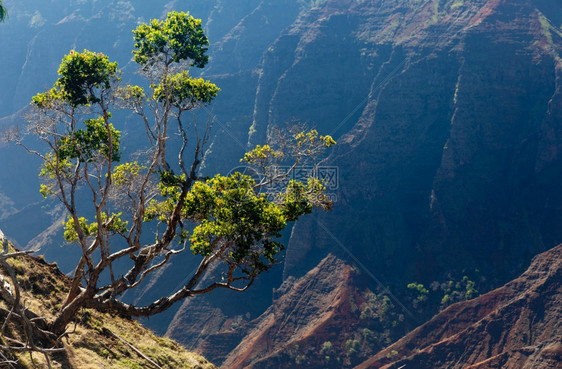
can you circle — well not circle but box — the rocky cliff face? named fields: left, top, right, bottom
left=355, top=243, right=562, bottom=369
left=221, top=255, right=357, bottom=369
left=1, top=0, right=562, bottom=367
left=168, top=0, right=562, bottom=365
left=218, top=254, right=414, bottom=369
left=266, top=0, right=562, bottom=285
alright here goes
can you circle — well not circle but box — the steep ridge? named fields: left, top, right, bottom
left=221, top=254, right=355, bottom=369
left=182, top=0, right=562, bottom=364
left=1, top=0, right=562, bottom=366
left=355, top=243, right=562, bottom=369
left=221, top=254, right=410, bottom=369
left=272, top=0, right=562, bottom=284
left=0, top=231, right=216, bottom=368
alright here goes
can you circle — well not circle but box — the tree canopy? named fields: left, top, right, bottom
left=0, top=10, right=335, bottom=361
left=0, top=1, right=7, bottom=22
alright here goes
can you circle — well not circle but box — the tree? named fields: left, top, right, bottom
left=0, top=0, right=7, bottom=22
left=1, top=11, right=334, bottom=357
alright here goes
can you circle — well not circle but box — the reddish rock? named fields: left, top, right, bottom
left=219, top=253, right=408, bottom=369
left=355, top=244, right=562, bottom=369
left=166, top=0, right=562, bottom=364
left=221, top=254, right=357, bottom=369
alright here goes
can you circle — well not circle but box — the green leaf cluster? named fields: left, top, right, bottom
left=57, top=117, right=121, bottom=162
left=188, top=173, right=287, bottom=273
left=144, top=170, right=322, bottom=274
left=440, top=275, right=479, bottom=306
left=407, top=282, right=429, bottom=303
left=0, top=1, right=7, bottom=22
left=38, top=153, right=73, bottom=197
left=39, top=153, right=71, bottom=179
left=282, top=180, right=314, bottom=220
left=116, top=85, right=146, bottom=106
left=133, top=11, right=209, bottom=68
left=112, top=162, right=146, bottom=186
left=154, top=71, right=220, bottom=109
left=63, top=212, right=128, bottom=242
left=37, top=50, right=119, bottom=107
left=31, top=86, right=65, bottom=109
left=242, top=144, right=283, bottom=165
left=294, top=129, right=336, bottom=148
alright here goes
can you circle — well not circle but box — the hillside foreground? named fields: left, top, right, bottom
left=0, top=236, right=216, bottom=369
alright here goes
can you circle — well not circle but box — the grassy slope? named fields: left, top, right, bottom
left=0, top=241, right=216, bottom=369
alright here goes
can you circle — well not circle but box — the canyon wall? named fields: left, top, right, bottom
left=1, top=1, right=561, bottom=367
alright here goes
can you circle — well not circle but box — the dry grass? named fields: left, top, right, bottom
left=0, top=243, right=216, bottom=369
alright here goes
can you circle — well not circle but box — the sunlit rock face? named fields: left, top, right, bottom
left=261, top=0, right=562, bottom=286
left=204, top=0, right=562, bottom=366
left=356, top=244, right=562, bottom=369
